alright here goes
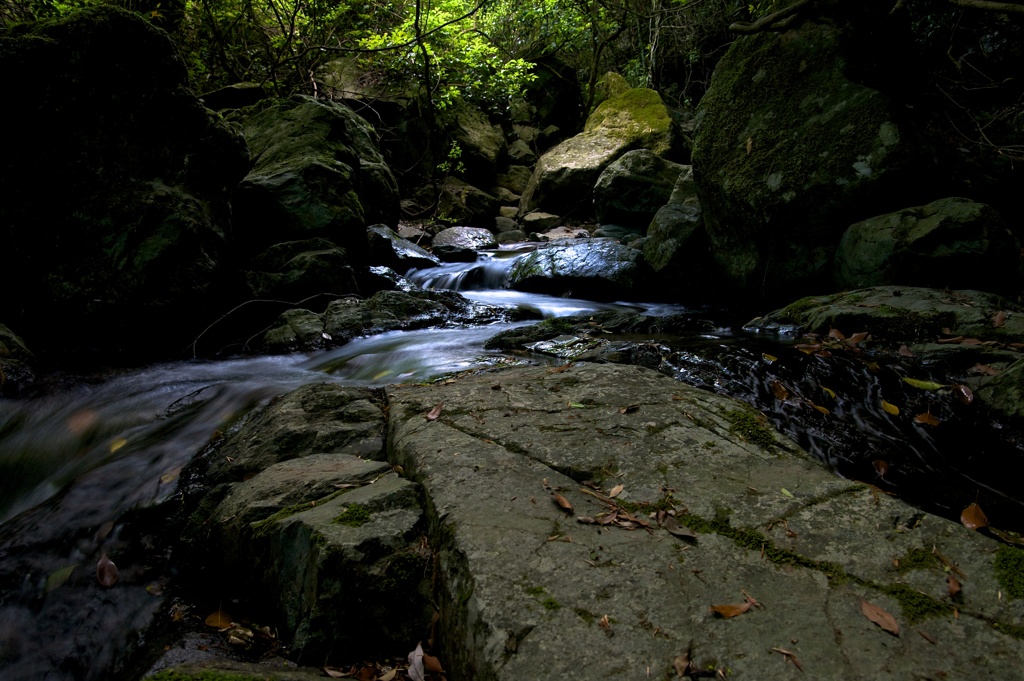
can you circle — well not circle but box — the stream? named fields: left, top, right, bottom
left=2, top=247, right=1022, bottom=680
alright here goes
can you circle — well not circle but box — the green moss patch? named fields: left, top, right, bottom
left=724, top=408, right=778, bottom=450
left=334, top=503, right=372, bottom=527
left=995, top=545, right=1024, bottom=600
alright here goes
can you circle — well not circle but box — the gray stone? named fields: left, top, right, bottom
left=642, top=167, right=713, bottom=296
left=367, top=224, right=441, bottom=273
left=262, top=308, right=327, bottom=353
left=492, top=186, right=520, bottom=204
left=508, top=239, right=649, bottom=299
left=499, top=206, right=520, bottom=219
left=432, top=226, right=499, bottom=262
left=497, top=230, right=528, bottom=244
left=386, top=363, right=1024, bottom=680
left=243, top=238, right=359, bottom=300
left=495, top=216, right=518, bottom=234
left=512, top=124, right=539, bottom=143
left=508, top=139, right=537, bottom=164
left=451, top=104, right=507, bottom=183
left=521, top=212, right=561, bottom=232
left=593, top=149, right=686, bottom=229
left=519, top=88, right=681, bottom=218
left=497, top=165, right=534, bottom=195
left=835, top=198, right=1022, bottom=297
left=435, top=178, right=500, bottom=228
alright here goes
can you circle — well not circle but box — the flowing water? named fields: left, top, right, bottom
left=1, top=247, right=1022, bottom=679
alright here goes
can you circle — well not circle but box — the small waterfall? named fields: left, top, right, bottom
left=405, top=247, right=530, bottom=291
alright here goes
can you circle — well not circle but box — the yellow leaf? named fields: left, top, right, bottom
left=109, top=438, right=127, bottom=453
left=205, top=610, right=233, bottom=628
left=821, top=386, right=836, bottom=400
left=762, top=353, right=777, bottom=363
left=881, top=400, right=900, bottom=416
left=902, top=377, right=946, bottom=391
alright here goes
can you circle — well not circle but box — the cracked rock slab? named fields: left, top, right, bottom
left=386, top=363, right=1024, bottom=680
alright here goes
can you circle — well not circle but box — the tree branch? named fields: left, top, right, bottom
left=729, top=0, right=813, bottom=34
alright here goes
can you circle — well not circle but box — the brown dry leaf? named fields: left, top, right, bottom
left=859, top=598, right=900, bottom=636
left=547, top=363, right=573, bottom=373
left=664, top=515, right=697, bottom=539
left=771, top=647, right=804, bottom=672
left=828, top=327, right=846, bottom=341
left=914, top=412, right=940, bottom=426
left=425, top=403, right=444, bottom=421
left=709, top=592, right=760, bottom=619
left=936, top=335, right=965, bottom=344
left=953, top=384, right=974, bottom=405
left=960, top=502, right=988, bottom=530
left=598, top=614, right=611, bottom=629
left=96, top=554, right=118, bottom=588
left=673, top=653, right=693, bottom=677
left=993, top=310, right=1007, bottom=328
left=551, top=492, right=574, bottom=513
left=618, top=404, right=640, bottom=414
left=948, top=574, right=962, bottom=599
left=794, top=343, right=822, bottom=354
left=872, top=459, right=889, bottom=478
left=422, top=653, right=445, bottom=674
left=918, top=630, right=937, bottom=645
left=968, top=363, right=1001, bottom=376
left=204, top=610, right=233, bottom=628
left=988, top=527, right=1024, bottom=546
left=847, top=331, right=870, bottom=346
left=770, top=381, right=789, bottom=401
left=608, top=484, right=624, bottom=498
left=899, top=344, right=914, bottom=357
left=745, top=136, right=753, bottom=155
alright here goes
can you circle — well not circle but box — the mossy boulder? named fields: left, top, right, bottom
left=834, top=197, right=1022, bottom=297
left=593, top=149, right=686, bottom=230
left=518, top=88, right=681, bottom=218
left=691, top=3, right=941, bottom=301
left=234, top=96, right=400, bottom=263
left=0, top=7, right=249, bottom=360
left=433, top=178, right=501, bottom=228
left=450, top=104, right=507, bottom=185
left=641, top=167, right=714, bottom=298
left=243, top=238, right=359, bottom=300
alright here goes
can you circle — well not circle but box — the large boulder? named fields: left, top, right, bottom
left=450, top=104, right=507, bottom=185
left=641, top=167, right=714, bottom=298
left=431, top=226, right=499, bottom=262
left=0, top=7, right=249, bottom=359
left=243, top=238, right=359, bottom=300
left=433, top=178, right=501, bottom=229
left=234, top=96, right=400, bottom=263
left=593, top=149, right=686, bottom=230
left=519, top=88, right=681, bottom=218
left=691, top=2, right=942, bottom=301
left=366, top=224, right=440, bottom=273
left=834, top=197, right=1022, bottom=297
left=508, top=239, right=651, bottom=300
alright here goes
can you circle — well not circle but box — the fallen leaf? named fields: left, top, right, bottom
left=618, top=404, right=639, bottom=414
left=993, top=310, right=1007, bottom=328
left=859, top=598, right=900, bottom=636
left=567, top=402, right=587, bottom=409
left=745, top=136, right=753, bottom=154
left=378, top=669, right=398, bottom=681
left=902, top=377, right=946, bottom=391
left=918, top=629, right=937, bottom=645
left=770, top=381, right=789, bottom=401
left=608, top=484, right=624, bottom=498
left=781, top=488, right=795, bottom=499
left=159, top=467, right=182, bottom=485
left=762, top=353, right=777, bottom=363
left=425, top=403, right=444, bottom=421
left=709, top=591, right=761, bottom=618
left=547, top=363, right=573, bottom=373
left=811, top=403, right=829, bottom=415
left=664, top=515, right=697, bottom=539
left=771, top=647, right=804, bottom=672
left=109, top=438, right=127, bottom=453
left=968, top=363, right=1001, bottom=376
left=598, top=614, right=611, bottom=629
left=881, top=399, right=900, bottom=416
left=847, top=331, right=870, bottom=345
left=872, top=459, right=889, bottom=478
left=551, top=492, right=574, bottom=513
left=828, top=327, right=846, bottom=341
left=422, top=653, right=444, bottom=674
left=952, top=384, right=974, bottom=405
left=914, top=412, right=940, bottom=426
left=674, top=653, right=693, bottom=677
left=988, top=526, right=1024, bottom=546
left=96, top=554, right=118, bottom=588
left=46, top=565, right=76, bottom=593
left=960, top=502, right=988, bottom=530
left=408, top=642, right=426, bottom=681
left=205, top=610, right=232, bottom=628
left=820, top=386, right=836, bottom=400
left=323, top=668, right=346, bottom=679
left=948, top=574, right=962, bottom=599
left=899, top=345, right=914, bottom=357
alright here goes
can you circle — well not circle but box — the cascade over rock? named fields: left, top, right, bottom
left=691, top=2, right=941, bottom=301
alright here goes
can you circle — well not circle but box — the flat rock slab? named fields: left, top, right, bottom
left=387, top=363, right=1024, bottom=680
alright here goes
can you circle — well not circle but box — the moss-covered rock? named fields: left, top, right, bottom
left=692, top=2, right=941, bottom=301
left=518, top=88, right=682, bottom=218
left=834, top=197, right=1022, bottom=297
left=234, top=96, right=399, bottom=263
left=593, top=149, right=686, bottom=230
left=0, top=7, right=249, bottom=360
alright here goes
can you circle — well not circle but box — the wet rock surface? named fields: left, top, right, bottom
left=386, top=363, right=1024, bottom=680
